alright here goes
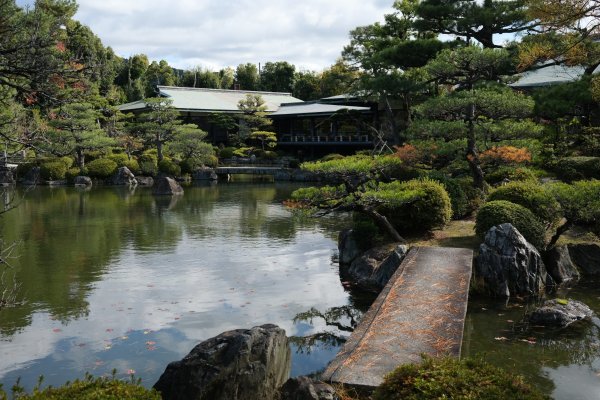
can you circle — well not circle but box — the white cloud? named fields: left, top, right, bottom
left=71, top=0, right=395, bottom=71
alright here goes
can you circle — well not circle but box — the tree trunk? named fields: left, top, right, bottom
left=383, top=93, right=399, bottom=144
left=77, top=147, right=85, bottom=170
left=362, top=207, right=407, bottom=244
left=156, top=136, right=163, bottom=162
left=466, top=104, right=485, bottom=190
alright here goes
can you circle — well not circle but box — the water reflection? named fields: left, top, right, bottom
left=0, top=183, right=353, bottom=390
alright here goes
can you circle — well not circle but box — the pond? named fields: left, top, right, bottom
left=0, top=183, right=599, bottom=399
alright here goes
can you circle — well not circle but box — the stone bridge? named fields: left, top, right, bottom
left=322, top=246, right=473, bottom=388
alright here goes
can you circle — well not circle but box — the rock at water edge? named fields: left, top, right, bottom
left=153, top=176, right=184, bottom=195
left=476, top=223, right=549, bottom=298
left=529, top=299, right=593, bottom=328
left=153, top=324, right=291, bottom=400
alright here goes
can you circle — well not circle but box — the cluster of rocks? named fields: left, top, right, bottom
left=153, top=324, right=335, bottom=400
left=338, top=229, right=409, bottom=292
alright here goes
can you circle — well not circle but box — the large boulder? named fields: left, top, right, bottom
left=544, top=245, right=580, bottom=285
left=192, top=167, right=218, bottom=181
left=476, top=223, right=549, bottom=298
left=529, top=299, right=593, bottom=328
left=153, top=176, right=184, bottom=195
left=0, top=168, right=15, bottom=185
left=568, top=244, right=600, bottom=275
left=338, top=229, right=361, bottom=265
left=112, top=166, right=137, bottom=186
left=341, top=243, right=409, bottom=292
left=279, top=376, right=335, bottom=400
left=153, top=324, right=291, bottom=400
left=74, top=176, right=92, bottom=187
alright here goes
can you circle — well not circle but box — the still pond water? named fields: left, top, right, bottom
left=0, top=183, right=599, bottom=399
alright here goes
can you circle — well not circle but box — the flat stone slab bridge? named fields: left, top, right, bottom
left=323, top=246, right=473, bottom=388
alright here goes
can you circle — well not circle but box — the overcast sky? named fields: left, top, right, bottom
left=19, top=0, right=396, bottom=71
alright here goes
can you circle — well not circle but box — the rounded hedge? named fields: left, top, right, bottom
left=487, top=181, right=561, bottom=227
left=107, top=153, right=130, bottom=167
left=476, top=200, right=546, bottom=249
left=219, top=147, right=235, bottom=159
left=554, top=156, right=600, bottom=181
left=428, top=172, right=470, bottom=219
left=40, top=161, right=67, bottom=180
left=485, top=166, right=538, bottom=185
left=86, top=158, right=118, bottom=179
left=158, top=159, right=181, bottom=177
left=138, top=153, right=158, bottom=176
left=65, top=167, right=81, bottom=182
left=373, top=356, right=549, bottom=400
left=380, top=179, right=452, bottom=233
left=123, top=159, right=140, bottom=174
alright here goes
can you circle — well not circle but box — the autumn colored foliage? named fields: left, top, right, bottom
left=480, top=146, right=531, bottom=165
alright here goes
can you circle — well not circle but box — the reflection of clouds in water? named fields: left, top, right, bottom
left=0, top=225, right=348, bottom=388
left=545, top=365, right=600, bottom=400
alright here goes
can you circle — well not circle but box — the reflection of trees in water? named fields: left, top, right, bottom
left=290, top=306, right=363, bottom=354
left=463, top=293, right=600, bottom=396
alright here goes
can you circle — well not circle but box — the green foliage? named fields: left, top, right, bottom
left=487, top=182, right=561, bottom=227
left=428, top=172, right=470, bottom=219
left=378, top=179, right=452, bottom=232
left=107, top=153, right=130, bottom=167
left=65, top=167, right=81, bottom=181
left=476, top=200, right=546, bottom=249
left=301, top=155, right=403, bottom=181
left=86, top=158, right=118, bottom=179
left=40, top=161, right=67, bottom=181
left=138, top=152, right=158, bottom=176
left=0, top=373, right=161, bottom=399
left=485, top=166, right=540, bottom=185
left=123, top=159, right=140, bottom=174
left=58, top=156, right=74, bottom=169
left=352, top=213, right=385, bottom=251
left=158, top=159, right=181, bottom=177
left=219, top=147, right=235, bottom=159
left=373, top=356, right=549, bottom=400
left=15, top=163, right=35, bottom=179
left=321, top=153, right=345, bottom=162
left=250, top=130, right=277, bottom=150
left=548, top=180, right=600, bottom=235
left=554, top=157, right=600, bottom=181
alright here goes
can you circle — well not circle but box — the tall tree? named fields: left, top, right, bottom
left=415, top=46, right=534, bottom=190
left=45, top=102, right=115, bottom=169
left=235, top=63, right=259, bottom=90
left=260, top=61, right=296, bottom=93
left=144, top=60, right=177, bottom=96
left=293, top=70, right=321, bottom=100
left=414, top=0, right=534, bottom=48
left=236, top=94, right=273, bottom=145
left=131, top=98, right=204, bottom=162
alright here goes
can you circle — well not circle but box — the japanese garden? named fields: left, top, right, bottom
left=1, top=0, right=600, bottom=399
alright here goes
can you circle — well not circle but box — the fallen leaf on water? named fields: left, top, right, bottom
left=104, top=344, right=112, bottom=350
left=497, top=313, right=504, bottom=316
left=145, top=341, right=156, bottom=345
left=143, top=330, right=152, bottom=335
left=121, top=336, right=129, bottom=340
left=481, top=308, right=487, bottom=311
left=52, top=328, right=62, bottom=333
left=146, top=346, right=157, bottom=351
left=94, top=361, right=104, bottom=366
left=105, top=328, right=113, bottom=333
left=507, top=320, right=514, bottom=323
left=127, top=369, right=136, bottom=375
left=520, top=339, right=536, bottom=345
left=494, top=337, right=508, bottom=341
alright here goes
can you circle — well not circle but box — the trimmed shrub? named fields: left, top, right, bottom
left=40, top=161, right=67, bottom=180
left=58, top=156, right=74, bottom=169
left=86, top=158, right=118, bottom=179
left=263, top=150, right=277, bottom=160
left=1, top=373, right=161, bottom=399
left=379, top=179, right=452, bottom=233
left=321, top=153, right=345, bottom=162
left=554, top=156, right=600, bottom=181
left=107, top=153, right=129, bottom=167
left=123, top=159, right=140, bottom=174
left=373, top=356, right=549, bottom=400
left=139, top=153, right=158, bottom=176
left=487, top=181, right=561, bottom=227
left=219, top=147, right=235, bottom=159
left=352, top=213, right=386, bottom=250
left=476, top=200, right=546, bottom=249
left=65, top=167, right=81, bottom=181
left=158, top=158, right=181, bottom=177
left=485, top=166, right=539, bottom=185
left=428, top=172, right=469, bottom=219
left=204, top=154, right=218, bottom=168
